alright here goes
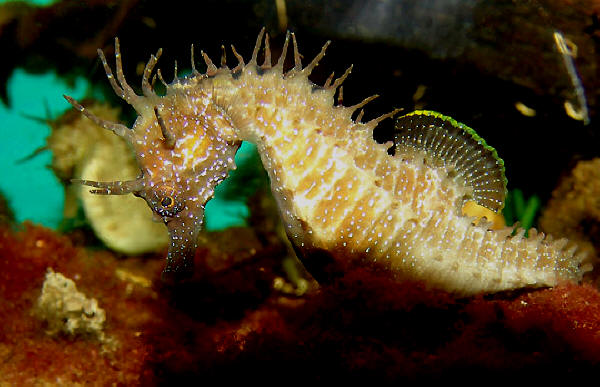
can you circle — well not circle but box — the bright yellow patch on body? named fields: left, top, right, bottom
left=174, top=133, right=212, bottom=168
left=462, top=201, right=506, bottom=230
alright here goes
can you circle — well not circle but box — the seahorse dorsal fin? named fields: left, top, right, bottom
left=394, top=110, right=507, bottom=212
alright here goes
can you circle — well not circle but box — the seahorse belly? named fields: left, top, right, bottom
left=257, top=123, right=581, bottom=294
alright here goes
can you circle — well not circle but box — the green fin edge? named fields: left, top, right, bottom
left=400, top=110, right=508, bottom=212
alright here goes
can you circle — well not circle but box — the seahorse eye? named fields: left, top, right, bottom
left=161, top=196, right=174, bottom=208
left=155, top=195, right=183, bottom=217
left=147, top=186, right=184, bottom=218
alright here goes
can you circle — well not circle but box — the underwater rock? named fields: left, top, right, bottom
left=539, top=158, right=600, bottom=271
left=47, top=102, right=169, bottom=254
left=1, top=224, right=600, bottom=382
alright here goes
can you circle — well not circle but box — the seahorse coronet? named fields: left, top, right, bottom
left=66, top=29, right=591, bottom=294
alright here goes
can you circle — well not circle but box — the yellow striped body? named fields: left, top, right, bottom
left=202, top=62, right=588, bottom=295
left=72, top=31, right=591, bottom=291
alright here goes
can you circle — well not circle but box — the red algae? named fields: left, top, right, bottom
left=0, top=222, right=284, bottom=384
left=0, top=223, right=149, bottom=384
left=1, top=223, right=600, bottom=384
left=501, top=284, right=600, bottom=362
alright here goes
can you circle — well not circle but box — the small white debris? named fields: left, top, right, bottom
left=33, top=269, right=106, bottom=339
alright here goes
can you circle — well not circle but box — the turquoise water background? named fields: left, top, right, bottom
left=0, top=0, right=261, bottom=231
left=1, top=68, right=261, bottom=232
left=1, top=70, right=88, bottom=228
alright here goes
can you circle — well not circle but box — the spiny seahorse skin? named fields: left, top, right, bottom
left=66, top=29, right=591, bottom=295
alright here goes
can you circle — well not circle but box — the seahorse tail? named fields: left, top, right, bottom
left=384, top=210, right=589, bottom=295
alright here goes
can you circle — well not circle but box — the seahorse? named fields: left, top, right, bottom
left=65, top=29, right=591, bottom=295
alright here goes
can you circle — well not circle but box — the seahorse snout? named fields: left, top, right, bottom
left=160, top=204, right=205, bottom=283
left=129, top=180, right=207, bottom=282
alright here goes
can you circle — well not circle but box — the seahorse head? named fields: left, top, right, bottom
left=65, top=38, right=241, bottom=282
